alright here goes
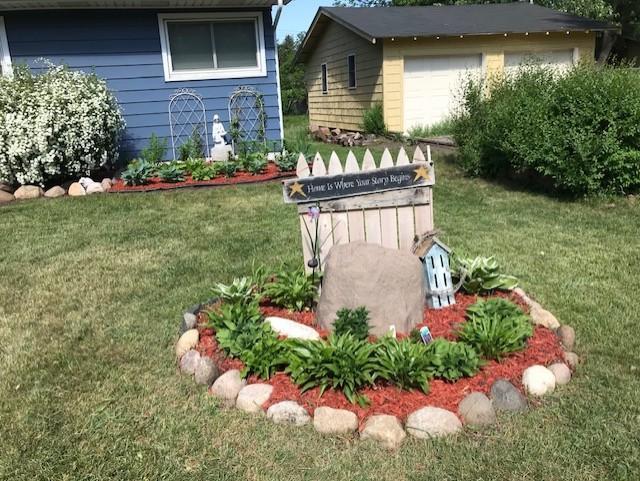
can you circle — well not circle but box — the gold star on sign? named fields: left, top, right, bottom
left=413, top=165, right=430, bottom=182
left=289, top=181, right=307, bottom=198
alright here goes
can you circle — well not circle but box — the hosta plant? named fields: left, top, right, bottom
left=121, top=159, right=156, bottom=186
left=375, top=336, right=431, bottom=393
left=275, top=150, right=299, bottom=172
left=206, top=300, right=263, bottom=358
left=286, top=334, right=380, bottom=406
left=451, top=255, right=519, bottom=294
left=212, top=277, right=257, bottom=306
left=423, top=339, right=482, bottom=381
left=333, top=307, right=370, bottom=341
left=264, top=268, right=317, bottom=311
left=156, top=162, right=185, bottom=183
left=191, top=163, right=218, bottom=181
left=239, top=323, right=289, bottom=380
left=218, top=160, right=238, bottom=178
left=457, top=298, right=533, bottom=361
left=241, top=151, right=267, bottom=175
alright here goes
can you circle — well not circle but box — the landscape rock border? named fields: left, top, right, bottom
left=175, top=288, right=579, bottom=449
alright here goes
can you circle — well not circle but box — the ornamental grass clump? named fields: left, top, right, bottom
left=333, top=307, right=370, bottom=341
left=375, top=336, right=431, bottom=393
left=457, top=298, right=533, bottom=361
left=0, top=64, right=124, bottom=186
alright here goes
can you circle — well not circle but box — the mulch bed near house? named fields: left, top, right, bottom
left=110, top=163, right=295, bottom=193
left=194, top=292, right=565, bottom=424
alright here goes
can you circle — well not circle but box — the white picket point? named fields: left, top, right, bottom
left=396, top=147, right=410, bottom=165
left=426, top=145, right=435, bottom=182
left=344, top=150, right=360, bottom=173
left=362, top=149, right=376, bottom=170
left=413, top=146, right=426, bottom=163
left=312, top=152, right=327, bottom=176
left=328, top=151, right=343, bottom=174
left=380, top=148, right=394, bottom=168
left=296, top=153, right=310, bottom=178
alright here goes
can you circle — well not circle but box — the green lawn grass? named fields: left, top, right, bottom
left=0, top=118, right=639, bottom=480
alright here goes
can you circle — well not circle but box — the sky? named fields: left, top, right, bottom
left=275, top=0, right=334, bottom=40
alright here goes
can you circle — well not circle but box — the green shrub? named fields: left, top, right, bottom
left=206, top=300, right=263, bottom=358
left=362, top=104, right=386, bottom=136
left=452, top=62, right=640, bottom=196
left=284, top=128, right=312, bottom=160
left=457, top=298, right=533, bottom=361
left=212, top=277, right=256, bottom=306
left=156, top=162, right=185, bottom=183
left=264, top=268, right=317, bottom=311
left=423, top=339, right=482, bottom=381
left=191, top=163, right=219, bottom=181
left=451, top=255, right=518, bottom=294
left=286, top=334, right=379, bottom=406
left=218, top=160, right=238, bottom=178
left=407, top=119, right=455, bottom=140
left=121, top=159, right=155, bottom=186
left=241, top=151, right=267, bottom=175
left=375, top=337, right=431, bottom=393
left=275, top=150, right=300, bottom=172
left=140, top=133, right=167, bottom=164
left=333, top=307, right=370, bottom=340
left=240, top=323, right=289, bottom=380
left=178, top=130, right=204, bottom=162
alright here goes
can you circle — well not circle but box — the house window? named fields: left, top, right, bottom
left=347, top=54, right=356, bottom=89
left=158, top=12, right=266, bottom=82
left=321, top=63, right=328, bottom=94
left=0, top=17, right=12, bottom=77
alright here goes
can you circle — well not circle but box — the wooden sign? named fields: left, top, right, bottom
left=283, top=159, right=433, bottom=204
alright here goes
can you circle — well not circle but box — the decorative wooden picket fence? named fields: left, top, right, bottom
left=282, top=146, right=435, bottom=272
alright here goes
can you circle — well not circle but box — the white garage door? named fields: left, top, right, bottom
left=403, top=54, right=482, bottom=132
left=504, top=50, right=575, bottom=76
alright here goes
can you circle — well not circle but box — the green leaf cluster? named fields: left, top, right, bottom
left=140, top=133, right=167, bottom=164
left=264, top=268, right=317, bottom=311
left=156, top=162, right=185, bottom=183
left=121, top=159, right=156, bottom=186
left=422, top=338, right=482, bottom=381
left=212, top=277, right=257, bottom=306
left=333, top=307, right=370, bottom=341
left=452, top=255, right=518, bottom=294
left=218, top=160, right=239, bottom=178
left=457, top=298, right=533, bottom=361
left=240, top=151, right=267, bottom=175
left=361, top=104, right=387, bottom=136
left=375, top=337, right=432, bottom=393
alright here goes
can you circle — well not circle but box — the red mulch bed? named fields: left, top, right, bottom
left=195, top=292, right=565, bottom=426
left=111, top=163, right=294, bottom=192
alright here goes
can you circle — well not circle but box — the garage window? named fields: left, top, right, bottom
left=321, top=63, right=328, bottom=94
left=504, top=50, right=575, bottom=76
left=347, top=54, right=356, bottom=89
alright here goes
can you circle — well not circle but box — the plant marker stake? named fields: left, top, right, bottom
left=420, top=326, right=433, bottom=344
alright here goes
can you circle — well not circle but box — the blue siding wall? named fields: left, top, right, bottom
left=3, top=9, right=282, bottom=160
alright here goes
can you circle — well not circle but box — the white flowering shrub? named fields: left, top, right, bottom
left=0, top=64, right=125, bottom=186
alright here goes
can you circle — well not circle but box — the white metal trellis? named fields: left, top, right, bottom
left=228, top=86, right=266, bottom=151
left=168, top=89, right=210, bottom=161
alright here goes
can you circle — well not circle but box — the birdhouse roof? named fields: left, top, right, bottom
left=412, top=232, right=451, bottom=258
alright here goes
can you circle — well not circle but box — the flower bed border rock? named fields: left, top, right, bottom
left=175, top=289, right=579, bottom=450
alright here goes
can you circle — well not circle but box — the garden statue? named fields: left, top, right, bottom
left=210, top=114, right=233, bottom=161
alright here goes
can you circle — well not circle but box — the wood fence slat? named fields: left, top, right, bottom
left=396, top=146, right=415, bottom=249
left=396, top=147, right=410, bottom=165
left=328, top=151, right=343, bottom=174
left=378, top=148, right=398, bottom=248
left=299, top=214, right=315, bottom=274
left=344, top=150, right=365, bottom=242
left=380, top=148, right=394, bottom=168
left=296, top=153, right=310, bottom=178
left=362, top=149, right=377, bottom=170
left=345, top=150, right=360, bottom=172
left=413, top=146, right=425, bottom=163
left=312, top=153, right=327, bottom=176
left=361, top=153, right=382, bottom=244
left=317, top=212, right=334, bottom=270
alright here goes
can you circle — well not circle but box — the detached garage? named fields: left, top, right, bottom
left=297, top=3, right=618, bottom=134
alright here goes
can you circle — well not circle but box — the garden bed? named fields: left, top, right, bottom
left=111, top=163, right=295, bottom=193
left=194, top=292, right=565, bottom=424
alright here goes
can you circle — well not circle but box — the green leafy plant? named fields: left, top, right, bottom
left=275, top=150, right=299, bottom=172
left=264, top=268, right=317, bottom=311
left=451, top=255, right=518, bottom=294
left=212, top=277, right=257, bottom=306
left=423, top=339, right=482, bottom=381
left=457, top=298, right=533, bottom=361
left=240, top=322, right=289, bottom=380
left=156, top=162, right=185, bottom=183
left=284, top=127, right=312, bottom=160
left=241, top=151, right=267, bottom=175
left=406, top=119, right=454, bottom=142
left=374, top=336, right=431, bottom=393
left=250, top=262, right=271, bottom=294
left=218, top=160, right=238, bottom=178
left=207, top=300, right=263, bottom=358
left=286, top=334, right=379, bottom=406
left=140, top=133, right=167, bottom=164
left=121, top=159, right=156, bottom=186
left=333, top=307, right=370, bottom=341
left=362, top=103, right=386, bottom=136
left=178, top=129, right=204, bottom=162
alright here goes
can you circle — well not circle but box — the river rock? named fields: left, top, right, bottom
left=179, top=349, right=201, bottom=375
left=490, top=379, right=528, bottom=412
left=101, top=178, right=113, bottom=191
left=361, top=415, right=406, bottom=449
left=0, top=182, right=12, bottom=193
left=236, top=384, right=273, bottom=413
left=194, top=357, right=219, bottom=386
left=264, top=316, right=321, bottom=340
left=530, top=305, right=560, bottom=330
left=563, top=351, right=579, bottom=370
left=316, top=242, right=425, bottom=336
left=14, top=185, right=44, bottom=200
left=556, top=325, right=575, bottom=351
left=0, top=190, right=15, bottom=204
left=68, top=182, right=86, bottom=196
left=313, top=406, right=358, bottom=434
left=211, top=369, right=246, bottom=406
left=548, top=362, right=572, bottom=385
left=44, top=186, right=66, bottom=198
left=406, top=407, right=462, bottom=439
left=180, top=312, right=198, bottom=334
left=175, top=329, right=199, bottom=358
left=266, top=401, right=310, bottom=426
left=522, top=365, right=556, bottom=396
left=86, top=183, right=105, bottom=194
left=458, top=392, right=496, bottom=426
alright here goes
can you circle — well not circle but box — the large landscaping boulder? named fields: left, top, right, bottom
left=316, top=242, right=425, bottom=336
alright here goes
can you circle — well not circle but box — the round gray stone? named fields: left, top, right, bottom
left=0, top=190, right=15, bottom=204
left=313, top=406, right=359, bottom=434
left=556, top=325, right=576, bottom=351
left=548, top=362, right=572, bottom=385
left=14, top=185, right=44, bottom=200
left=266, top=401, right=310, bottom=426
left=194, top=357, right=219, bottom=386
left=175, top=329, right=199, bottom=358
left=361, top=414, right=406, bottom=449
left=211, top=369, right=246, bottom=406
left=406, top=407, right=461, bottom=439
left=563, top=351, right=579, bottom=370
left=236, top=384, right=274, bottom=413
left=490, top=379, right=528, bottom=412
left=180, top=312, right=198, bottom=334
left=44, top=186, right=66, bottom=198
left=179, top=349, right=201, bottom=375
left=458, top=392, right=496, bottom=426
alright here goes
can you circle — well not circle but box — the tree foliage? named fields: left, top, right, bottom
left=278, top=33, right=307, bottom=115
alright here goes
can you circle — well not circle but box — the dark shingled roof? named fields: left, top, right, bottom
left=321, top=3, right=618, bottom=39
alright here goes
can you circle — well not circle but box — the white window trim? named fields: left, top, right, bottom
left=157, top=11, right=267, bottom=82
left=321, top=62, right=328, bottom=94
left=0, top=17, right=12, bottom=77
left=347, top=53, right=357, bottom=89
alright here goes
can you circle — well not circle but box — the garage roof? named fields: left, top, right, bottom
left=298, top=3, right=619, bottom=61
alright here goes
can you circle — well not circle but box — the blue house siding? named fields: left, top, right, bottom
left=2, top=9, right=282, bottom=160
